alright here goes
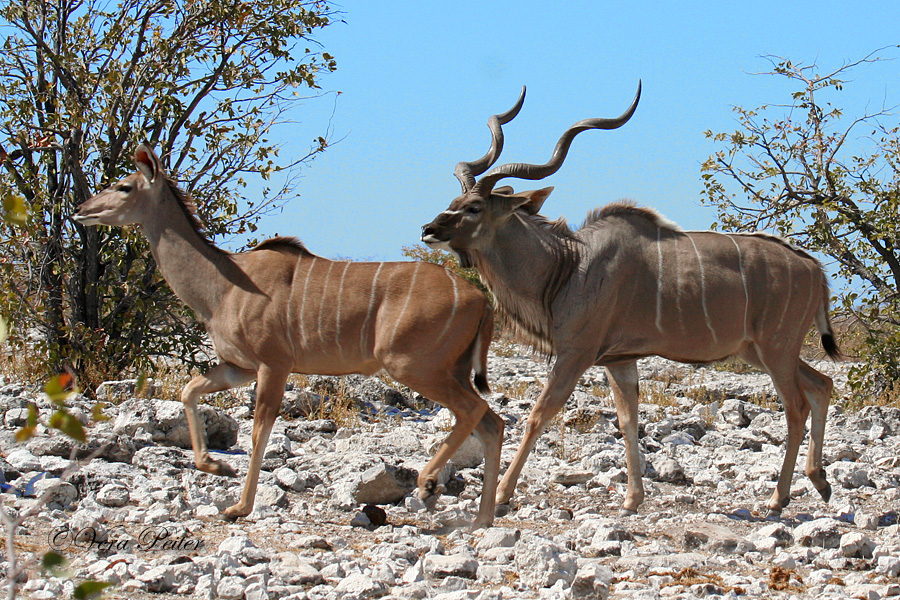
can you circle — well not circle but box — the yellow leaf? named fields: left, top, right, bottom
left=135, top=371, right=149, bottom=396
left=15, top=425, right=36, bottom=442
left=41, top=551, right=70, bottom=577
left=92, top=402, right=110, bottom=422
left=44, top=372, right=79, bottom=406
left=2, top=194, right=29, bottom=225
left=49, top=409, right=86, bottom=442
left=0, top=315, right=7, bottom=344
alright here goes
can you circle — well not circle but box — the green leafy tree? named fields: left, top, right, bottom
left=0, top=0, right=338, bottom=390
left=701, top=48, right=900, bottom=399
left=401, top=244, right=488, bottom=295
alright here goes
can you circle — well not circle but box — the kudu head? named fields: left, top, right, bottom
left=421, top=82, right=641, bottom=266
left=73, top=144, right=165, bottom=227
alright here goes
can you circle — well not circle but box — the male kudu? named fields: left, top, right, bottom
left=422, top=85, right=840, bottom=517
left=74, top=145, right=504, bottom=528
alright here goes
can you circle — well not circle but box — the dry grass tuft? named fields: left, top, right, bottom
left=654, top=567, right=746, bottom=595
left=768, top=566, right=806, bottom=593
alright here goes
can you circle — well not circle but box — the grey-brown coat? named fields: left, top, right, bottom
left=422, top=86, right=839, bottom=516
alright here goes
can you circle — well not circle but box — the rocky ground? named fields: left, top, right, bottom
left=1, top=350, right=899, bottom=600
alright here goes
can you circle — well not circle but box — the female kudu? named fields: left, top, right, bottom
left=422, top=85, right=840, bottom=517
left=74, top=145, right=504, bottom=528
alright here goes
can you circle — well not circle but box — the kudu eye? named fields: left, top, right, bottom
left=466, top=204, right=482, bottom=215
left=117, top=184, right=133, bottom=193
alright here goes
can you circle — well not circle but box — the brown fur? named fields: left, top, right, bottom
left=75, top=145, right=505, bottom=529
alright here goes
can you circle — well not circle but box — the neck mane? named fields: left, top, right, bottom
left=473, top=211, right=580, bottom=355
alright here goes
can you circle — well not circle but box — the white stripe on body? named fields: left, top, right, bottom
left=775, top=245, right=793, bottom=335
left=285, top=254, right=303, bottom=360
left=686, top=233, right=719, bottom=344
left=802, top=258, right=819, bottom=331
left=434, top=268, right=460, bottom=345
left=390, top=262, right=421, bottom=347
left=299, top=257, right=318, bottom=347
left=360, top=262, right=385, bottom=355
left=318, top=261, right=336, bottom=345
left=726, top=235, right=750, bottom=339
left=335, top=261, right=352, bottom=359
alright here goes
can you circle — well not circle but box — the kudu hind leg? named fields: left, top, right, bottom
left=416, top=384, right=487, bottom=504
left=473, top=408, right=505, bottom=528
left=800, top=361, right=834, bottom=502
left=742, top=345, right=809, bottom=515
left=224, top=365, right=288, bottom=520
left=606, top=361, right=644, bottom=514
left=182, top=363, right=255, bottom=477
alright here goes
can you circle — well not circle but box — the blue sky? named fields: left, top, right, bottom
left=247, top=1, right=900, bottom=262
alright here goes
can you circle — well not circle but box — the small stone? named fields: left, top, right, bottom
left=405, top=495, right=427, bottom=512
left=350, top=511, right=371, bottom=528
left=362, top=504, right=387, bottom=527
left=476, top=527, right=520, bottom=551
left=772, top=551, right=796, bottom=569
left=840, top=531, right=876, bottom=558
left=255, top=484, right=288, bottom=508
left=652, top=457, right=687, bottom=483
left=97, top=483, right=130, bottom=507
left=353, top=464, right=418, bottom=505
left=515, top=534, right=577, bottom=588
left=571, top=563, right=613, bottom=600
left=218, top=535, right=257, bottom=557
left=424, top=554, right=479, bottom=580
left=793, top=518, right=843, bottom=549
left=855, top=512, right=880, bottom=530
left=274, top=467, right=306, bottom=491
left=332, top=573, right=389, bottom=599
left=551, top=467, right=595, bottom=486
left=829, top=463, right=874, bottom=489
left=32, top=477, right=77, bottom=508
left=876, top=556, right=900, bottom=578
left=216, top=576, right=245, bottom=600
left=5, top=448, right=41, bottom=472
left=683, top=523, right=755, bottom=554
left=244, top=582, right=269, bottom=600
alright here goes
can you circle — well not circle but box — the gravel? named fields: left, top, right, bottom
left=1, top=351, right=899, bottom=600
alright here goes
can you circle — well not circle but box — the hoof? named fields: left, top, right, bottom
left=765, top=508, right=783, bottom=521
left=222, top=505, right=250, bottom=521
left=817, top=483, right=832, bottom=503
left=419, top=483, right=445, bottom=512
left=494, top=503, right=512, bottom=518
left=468, top=518, right=492, bottom=532
left=200, top=460, right=237, bottom=478
left=618, top=508, right=638, bottom=518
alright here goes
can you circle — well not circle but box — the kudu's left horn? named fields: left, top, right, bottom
left=454, top=86, right=527, bottom=193
left=472, top=81, right=642, bottom=196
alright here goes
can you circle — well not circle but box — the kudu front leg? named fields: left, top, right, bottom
left=223, top=365, right=288, bottom=520
left=496, top=354, right=587, bottom=505
left=182, top=363, right=255, bottom=478
left=606, top=361, right=644, bottom=514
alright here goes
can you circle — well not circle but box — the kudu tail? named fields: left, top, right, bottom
left=816, top=281, right=842, bottom=361
left=472, top=304, right=494, bottom=394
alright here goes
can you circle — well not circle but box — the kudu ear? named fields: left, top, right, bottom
left=512, top=187, right=554, bottom=215
left=134, top=144, right=162, bottom=183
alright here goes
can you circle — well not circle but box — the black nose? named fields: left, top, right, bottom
left=422, top=224, right=435, bottom=237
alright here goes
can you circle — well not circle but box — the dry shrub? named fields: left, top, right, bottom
left=768, top=566, right=806, bottom=593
